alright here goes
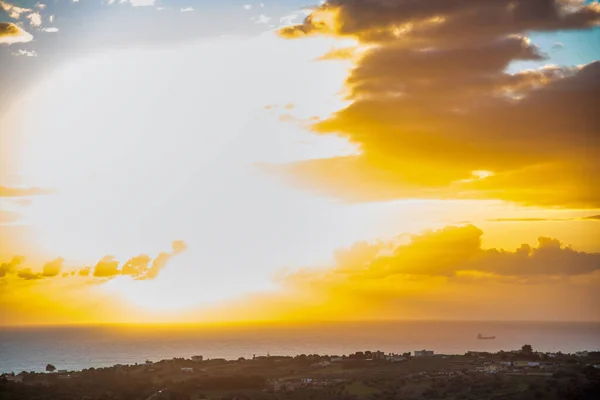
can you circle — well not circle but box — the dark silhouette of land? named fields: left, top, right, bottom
left=1, top=345, right=599, bottom=400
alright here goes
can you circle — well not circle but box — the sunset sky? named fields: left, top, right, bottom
left=1, top=0, right=599, bottom=326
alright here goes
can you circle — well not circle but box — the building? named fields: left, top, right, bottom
left=513, top=361, right=540, bottom=368
left=330, top=357, right=343, bottom=363
left=575, top=351, right=589, bottom=357
left=414, top=350, right=434, bottom=357
left=181, top=367, right=194, bottom=373
left=191, top=355, right=204, bottom=362
left=484, top=363, right=505, bottom=373
left=372, top=351, right=385, bottom=360
left=385, top=353, right=406, bottom=362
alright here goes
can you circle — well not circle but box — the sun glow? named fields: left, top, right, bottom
left=0, top=32, right=373, bottom=313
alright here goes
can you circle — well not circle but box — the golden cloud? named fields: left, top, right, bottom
left=0, top=241, right=187, bottom=282
left=0, top=22, right=33, bottom=44
left=214, top=224, right=600, bottom=322
left=0, top=186, right=53, bottom=197
left=274, top=0, right=600, bottom=208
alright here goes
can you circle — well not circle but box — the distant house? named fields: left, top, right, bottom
left=385, top=354, right=406, bottom=362
left=191, top=355, right=204, bottom=362
left=513, top=361, right=540, bottom=368
left=484, top=363, right=505, bottom=373
left=414, top=350, right=434, bottom=357
left=575, top=351, right=589, bottom=357
left=372, top=351, right=385, bottom=360
left=145, top=360, right=153, bottom=365
left=181, top=367, right=194, bottom=373
left=330, top=357, right=343, bottom=363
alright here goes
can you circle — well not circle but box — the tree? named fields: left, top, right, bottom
left=45, top=364, right=56, bottom=373
left=521, top=344, right=533, bottom=355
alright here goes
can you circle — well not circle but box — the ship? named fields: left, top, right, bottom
left=477, top=333, right=496, bottom=340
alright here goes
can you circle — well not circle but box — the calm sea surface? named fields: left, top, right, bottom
left=1, top=321, right=599, bottom=374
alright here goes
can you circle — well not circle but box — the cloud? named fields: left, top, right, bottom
left=121, top=254, right=151, bottom=276
left=92, top=255, right=120, bottom=278
left=584, top=214, right=600, bottom=220
left=252, top=14, right=271, bottom=24
left=129, top=0, right=155, bottom=6
left=0, top=186, right=52, bottom=197
left=138, top=240, right=187, bottom=280
left=0, top=22, right=33, bottom=44
left=205, top=224, right=600, bottom=323
left=42, top=257, right=63, bottom=277
left=0, top=210, right=21, bottom=224
left=17, top=267, right=42, bottom=280
left=273, top=0, right=600, bottom=208
left=487, top=218, right=564, bottom=222
left=0, top=240, right=188, bottom=283
left=0, top=1, right=31, bottom=19
left=26, top=12, right=42, bottom=27
left=12, top=48, right=37, bottom=56
left=276, top=225, right=600, bottom=298
left=0, top=255, right=23, bottom=277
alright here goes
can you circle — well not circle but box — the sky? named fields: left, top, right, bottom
left=0, top=0, right=599, bottom=326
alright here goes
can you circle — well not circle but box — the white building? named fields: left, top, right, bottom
left=414, top=350, right=434, bottom=357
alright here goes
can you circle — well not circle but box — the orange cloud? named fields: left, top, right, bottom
left=0, top=22, right=33, bottom=44
left=0, top=186, right=53, bottom=197
left=0, top=241, right=187, bottom=282
left=219, top=224, right=600, bottom=322
left=42, top=257, right=63, bottom=277
left=273, top=0, right=600, bottom=208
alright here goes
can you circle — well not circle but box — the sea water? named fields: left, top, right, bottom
left=1, top=321, right=599, bottom=374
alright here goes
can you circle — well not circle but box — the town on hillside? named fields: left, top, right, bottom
left=1, top=345, right=599, bottom=400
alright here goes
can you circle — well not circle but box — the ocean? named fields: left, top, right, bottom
left=1, top=321, right=599, bottom=374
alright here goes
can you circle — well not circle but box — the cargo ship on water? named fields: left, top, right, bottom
left=477, top=333, right=495, bottom=340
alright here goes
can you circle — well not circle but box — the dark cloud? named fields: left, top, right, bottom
left=280, top=0, right=600, bottom=42
left=275, top=0, right=600, bottom=208
left=584, top=214, right=600, bottom=220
